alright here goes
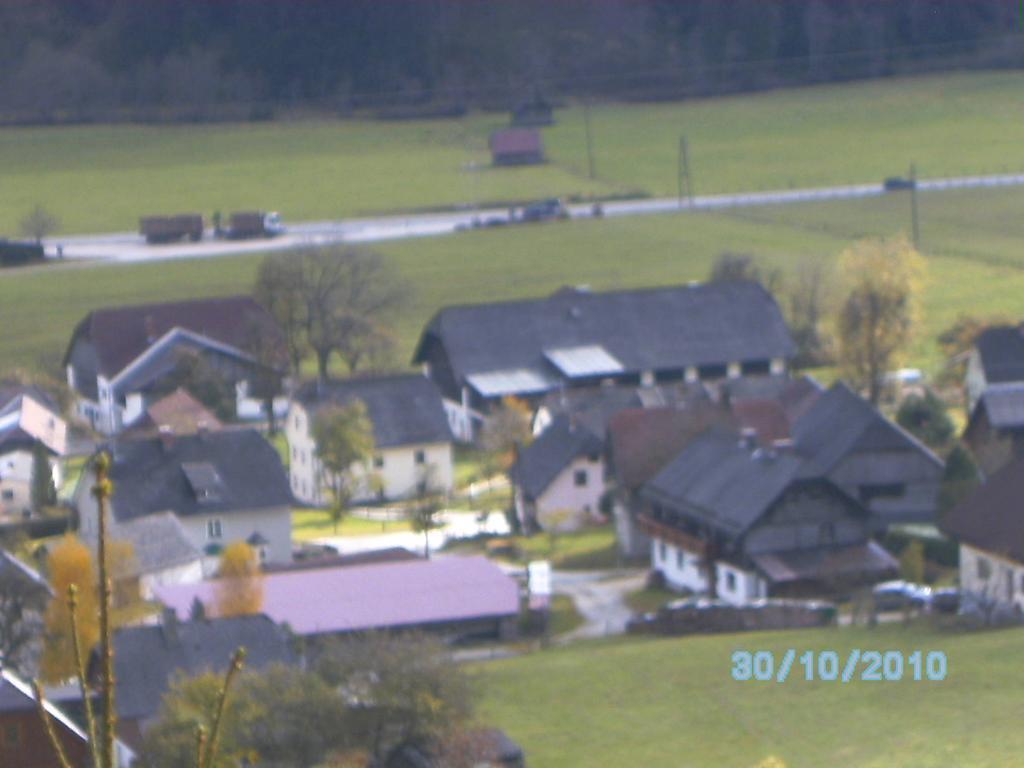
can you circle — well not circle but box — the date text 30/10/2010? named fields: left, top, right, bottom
left=731, top=650, right=948, bottom=683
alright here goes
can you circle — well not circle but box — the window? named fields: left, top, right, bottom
left=414, top=450, right=426, bottom=465
left=291, top=446, right=297, bottom=461
left=977, top=557, right=991, bottom=580
left=374, top=455, right=384, bottom=469
left=206, top=518, right=223, bottom=540
left=677, top=550, right=685, bottom=569
left=0, top=489, right=12, bottom=501
left=658, top=542, right=667, bottom=562
left=725, top=571, right=737, bottom=592
left=574, top=469, right=588, bottom=487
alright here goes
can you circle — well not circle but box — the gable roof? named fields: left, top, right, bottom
left=112, top=613, right=295, bottom=721
left=101, top=429, right=293, bottom=523
left=132, top=387, right=222, bottom=434
left=0, top=547, right=52, bottom=597
left=0, top=381, right=59, bottom=413
left=490, top=128, right=543, bottom=155
left=110, top=512, right=201, bottom=576
left=975, top=325, right=1024, bottom=384
left=973, top=382, right=1024, bottom=430
left=512, top=415, right=603, bottom=500
left=155, top=556, right=519, bottom=637
left=414, top=282, right=796, bottom=398
left=0, top=393, right=67, bottom=455
left=790, top=382, right=942, bottom=477
left=731, top=398, right=792, bottom=446
left=64, top=295, right=283, bottom=379
left=645, top=427, right=805, bottom=535
left=943, top=455, right=1024, bottom=563
left=608, top=403, right=735, bottom=490
left=295, top=374, right=452, bottom=448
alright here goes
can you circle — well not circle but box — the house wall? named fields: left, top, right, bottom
left=744, top=484, right=866, bottom=555
left=0, top=709, right=91, bottom=768
left=138, top=559, right=206, bottom=600
left=613, top=495, right=650, bottom=559
left=651, top=537, right=708, bottom=593
left=0, top=450, right=62, bottom=519
left=532, top=455, right=607, bottom=531
left=965, top=349, right=988, bottom=413
left=959, top=543, right=1024, bottom=611
left=963, top=409, right=1024, bottom=479
left=287, top=401, right=454, bottom=505
left=715, top=561, right=765, bottom=605
left=829, top=449, right=942, bottom=527
left=177, top=506, right=292, bottom=565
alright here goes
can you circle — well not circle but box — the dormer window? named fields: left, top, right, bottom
left=182, top=462, right=224, bottom=505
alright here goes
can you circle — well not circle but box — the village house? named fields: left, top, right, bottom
left=0, top=389, right=66, bottom=521
left=155, top=555, right=520, bottom=643
left=943, top=455, right=1024, bottom=614
left=964, top=323, right=1024, bottom=411
left=490, top=127, right=545, bottom=165
left=413, top=281, right=796, bottom=441
left=638, top=427, right=898, bottom=603
left=0, top=666, right=134, bottom=768
left=75, top=428, right=293, bottom=573
left=962, top=382, right=1024, bottom=478
left=288, top=374, right=454, bottom=505
left=105, top=611, right=295, bottom=749
left=123, top=386, right=223, bottom=437
left=63, top=295, right=288, bottom=435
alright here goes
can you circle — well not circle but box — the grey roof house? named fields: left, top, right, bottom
left=63, top=295, right=287, bottom=435
left=103, top=611, right=295, bottom=749
left=963, top=381, right=1024, bottom=478
left=74, top=429, right=294, bottom=577
left=413, top=281, right=796, bottom=441
left=288, top=374, right=454, bottom=505
left=639, top=426, right=897, bottom=603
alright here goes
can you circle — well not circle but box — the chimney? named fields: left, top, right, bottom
left=738, top=427, right=758, bottom=451
left=158, top=424, right=175, bottom=452
left=772, top=438, right=794, bottom=454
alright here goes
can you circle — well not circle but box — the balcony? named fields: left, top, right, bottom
left=637, top=514, right=708, bottom=557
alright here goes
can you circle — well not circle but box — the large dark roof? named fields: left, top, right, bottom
left=976, top=325, right=1024, bottom=384
left=113, top=614, right=295, bottom=721
left=790, top=382, right=942, bottom=477
left=295, top=374, right=452, bottom=448
left=413, top=282, right=796, bottom=396
left=608, top=403, right=735, bottom=490
left=943, top=455, right=1024, bottom=562
left=646, top=427, right=804, bottom=535
left=511, top=415, right=603, bottom=500
left=103, top=429, right=293, bottom=523
left=64, top=295, right=283, bottom=378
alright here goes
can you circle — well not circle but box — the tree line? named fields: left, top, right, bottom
left=1, top=0, right=1021, bottom=123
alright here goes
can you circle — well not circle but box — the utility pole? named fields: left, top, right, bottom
left=678, top=135, right=694, bottom=208
left=909, top=162, right=920, bottom=248
left=584, top=100, right=596, bottom=180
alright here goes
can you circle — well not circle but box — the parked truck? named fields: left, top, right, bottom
left=140, top=214, right=204, bottom=244
left=226, top=210, right=285, bottom=239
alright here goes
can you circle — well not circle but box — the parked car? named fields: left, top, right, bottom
left=872, top=580, right=932, bottom=611
left=930, top=587, right=961, bottom=614
left=521, top=198, right=569, bottom=222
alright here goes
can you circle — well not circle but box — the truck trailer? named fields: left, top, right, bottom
left=226, top=211, right=284, bottom=239
left=140, top=214, right=204, bottom=244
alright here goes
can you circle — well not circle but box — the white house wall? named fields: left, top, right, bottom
left=651, top=538, right=708, bottom=593
left=139, top=559, right=205, bottom=600
left=959, top=543, right=1024, bottom=611
left=533, top=456, right=606, bottom=531
left=178, top=506, right=292, bottom=564
left=0, top=449, right=62, bottom=518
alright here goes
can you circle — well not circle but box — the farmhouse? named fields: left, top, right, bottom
left=943, top=455, right=1024, bottom=614
left=638, top=427, right=897, bottom=603
left=125, top=386, right=223, bottom=436
left=490, top=127, right=545, bottom=165
left=63, top=295, right=287, bottom=435
left=413, top=281, right=796, bottom=441
left=107, top=611, right=295, bottom=748
left=963, top=382, right=1024, bottom=478
left=75, top=428, right=293, bottom=570
left=0, top=390, right=66, bottom=521
left=288, top=374, right=453, bottom=505
left=965, top=323, right=1024, bottom=412
left=155, top=555, right=520, bottom=643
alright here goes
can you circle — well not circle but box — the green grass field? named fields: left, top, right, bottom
left=475, top=625, right=1024, bottom=767
left=291, top=508, right=412, bottom=542
left=5, top=183, right=1024, bottom=378
left=4, top=71, right=1024, bottom=234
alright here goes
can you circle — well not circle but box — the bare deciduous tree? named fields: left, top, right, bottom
left=20, top=204, right=59, bottom=244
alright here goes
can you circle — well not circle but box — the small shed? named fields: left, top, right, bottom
left=490, top=128, right=545, bottom=166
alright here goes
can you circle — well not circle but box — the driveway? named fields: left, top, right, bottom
left=552, top=569, right=646, bottom=642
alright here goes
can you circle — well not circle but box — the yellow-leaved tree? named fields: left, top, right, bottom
left=214, top=541, right=264, bottom=618
left=835, top=234, right=926, bottom=404
left=40, top=534, right=99, bottom=682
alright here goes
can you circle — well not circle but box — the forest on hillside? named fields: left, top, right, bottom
left=1, top=0, right=1021, bottom=123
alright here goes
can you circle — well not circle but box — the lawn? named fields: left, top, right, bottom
left=291, top=507, right=412, bottom=542
left=4, top=71, right=1024, bottom=234
left=475, top=625, right=1024, bottom=767
left=446, top=524, right=622, bottom=571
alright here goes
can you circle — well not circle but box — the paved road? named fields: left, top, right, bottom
left=313, top=509, right=510, bottom=556
left=552, top=569, right=647, bottom=642
left=39, top=171, right=1024, bottom=264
